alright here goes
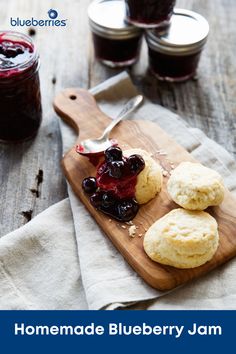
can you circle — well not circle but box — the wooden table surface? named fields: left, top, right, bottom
left=0, top=0, right=235, bottom=237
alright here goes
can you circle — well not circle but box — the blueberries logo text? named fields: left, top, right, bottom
left=10, top=9, right=67, bottom=27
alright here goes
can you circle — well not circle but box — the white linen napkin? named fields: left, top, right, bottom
left=1, top=72, right=236, bottom=310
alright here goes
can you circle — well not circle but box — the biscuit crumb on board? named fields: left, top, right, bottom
left=162, top=170, right=168, bottom=177
left=118, top=220, right=146, bottom=238
left=152, top=150, right=168, bottom=158
left=128, top=225, right=137, bottom=237
left=156, top=149, right=167, bottom=156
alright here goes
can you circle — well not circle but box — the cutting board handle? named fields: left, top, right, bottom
left=53, top=88, right=111, bottom=141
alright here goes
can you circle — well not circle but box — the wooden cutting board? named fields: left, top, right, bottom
left=54, top=88, right=236, bottom=291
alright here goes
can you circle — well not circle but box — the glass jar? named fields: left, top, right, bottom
left=125, top=0, right=176, bottom=28
left=88, top=0, right=143, bottom=68
left=0, top=31, right=42, bottom=142
left=146, top=9, right=209, bottom=82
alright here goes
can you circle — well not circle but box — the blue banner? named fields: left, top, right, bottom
left=0, top=311, right=234, bottom=353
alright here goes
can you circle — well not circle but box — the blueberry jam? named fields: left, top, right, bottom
left=146, top=10, right=209, bottom=82
left=82, top=146, right=145, bottom=222
left=125, top=0, right=176, bottom=27
left=92, top=32, right=142, bottom=67
left=0, top=31, right=42, bottom=142
left=148, top=48, right=202, bottom=81
left=88, top=0, right=143, bottom=68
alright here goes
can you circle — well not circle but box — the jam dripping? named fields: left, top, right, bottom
left=0, top=32, right=42, bottom=141
left=0, top=33, right=34, bottom=78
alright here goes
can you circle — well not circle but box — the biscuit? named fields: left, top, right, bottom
left=143, top=208, right=219, bottom=269
left=124, top=148, right=163, bottom=204
left=167, top=162, right=225, bottom=210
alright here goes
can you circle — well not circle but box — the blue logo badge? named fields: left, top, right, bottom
left=48, top=9, right=58, bottom=19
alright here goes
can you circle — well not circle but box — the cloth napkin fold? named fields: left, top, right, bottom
left=1, top=72, right=236, bottom=310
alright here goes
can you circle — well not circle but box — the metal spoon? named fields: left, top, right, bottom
left=76, top=94, right=143, bottom=157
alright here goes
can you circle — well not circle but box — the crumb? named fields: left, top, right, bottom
left=121, top=225, right=126, bottom=229
left=125, top=221, right=134, bottom=226
left=109, top=219, right=112, bottom=222
left=171, top=164, right=175, bottom=169
left=128, top=225, right=137, bottom=237
left=138, top=233, right=143, bottom=237
left=162, top=170, right=168, bottom=177
left=157, top=150, right=167, bottom=156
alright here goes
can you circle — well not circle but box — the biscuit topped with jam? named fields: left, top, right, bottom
left=81, top=146, right=163, bottom=221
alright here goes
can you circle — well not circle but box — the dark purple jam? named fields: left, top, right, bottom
left=125, top=0, right=176, bottom=27
left=148, top=47, right=201, bottom=81
left=81, top=146, right=145, bottom=222
left=92, top=32, right=142, bottom=67
left=0, top=31, right=42, bottom=142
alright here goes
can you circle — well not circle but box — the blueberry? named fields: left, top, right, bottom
left=117, top=199, right=139, bottom=221
left=105, top=146, right=122, bottom=162
left=101, top=191, right=115, bottom=208
left=16, top=47, right=24, bottom=55
left=82, top=177, right=97, bottom=194
left=108, top=160, right=124, bottom=179
left=128, top=154, right=145, bottom=175
left=90, top=191, right=104, bottom=208
left=5, top=48, right=18, bottom=58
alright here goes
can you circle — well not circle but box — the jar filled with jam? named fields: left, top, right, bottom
left=0, top=31, right=42, bottom=142
left=146, top=9, right=209, bottom=82
left=125, top=0, right=176, bottom=28
left=88, top=0, right=143, bottom=68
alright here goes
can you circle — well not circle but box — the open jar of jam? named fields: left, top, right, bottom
left=125, top=0, right=176, bottom=28
left=146, top=9, right=209, bottom=82
left=0, top=31, right=42, bottom=142
left=88, top=0, right=143, bottom=68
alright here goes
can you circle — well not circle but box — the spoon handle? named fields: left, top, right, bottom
left=101, top=95, right=143, bottom=140
left=53, top=88, right=111, bottom=142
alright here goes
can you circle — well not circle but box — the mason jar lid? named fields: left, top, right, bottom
left=88, top=0, right=142, bottom=39
left=146, top=9, right=209, bottom=56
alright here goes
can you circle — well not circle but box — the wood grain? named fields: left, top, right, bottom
left=54, top=88, right=236, bottom=290
left=0, top=0, right=236, bottom=237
